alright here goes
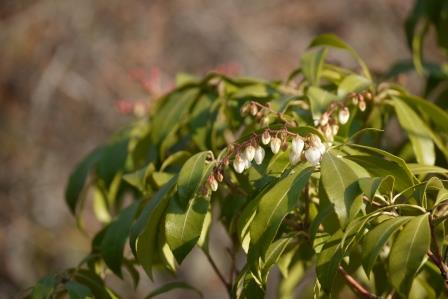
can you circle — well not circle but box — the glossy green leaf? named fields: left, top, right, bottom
left=165, top=193, right=210, bottom=264
left=315, top=230, right=344, bottom=292
left=307, top=86, right=336, bottom=121
left=65, top=147, right=103, bottom=214
left=65, top=281, right=93, bottom=299
left=362, top=217, right=411, bottom=275
left=301, top=48, right=327, bottom=86
left=389, top=214, right=431, bottom=296
left=177, top=151, right=212, bottom=205
left=145, top=282, right=202, bottom=299
left=394, top=97, right=435, bottom=165
left=130, top=177, right=177, bottom=278
left=249, top=163, right=313, bottom=256
left=101, top=202, right=139, bottom=277
left=73, top=270, right=115, bottom=299
left=31, top=275, right=57, bottom=299
left=337, top=74, right=371, bottom=97
left=320, top=151, right=360, bottom=226
left=260, top=237, right=293, bottom=281
left=309, top=34, right=371, bottom=80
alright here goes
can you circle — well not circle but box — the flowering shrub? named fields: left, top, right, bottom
left=28, top=28, right=448, bottom=299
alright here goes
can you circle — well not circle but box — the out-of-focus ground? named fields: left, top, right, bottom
left=0, top=0, right=416, bottom=298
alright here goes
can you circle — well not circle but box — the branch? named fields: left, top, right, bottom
left=338, top=266, right=378, bottom=299
left=428, top=214, right=448, bottom=295
left=203, top=250, right=232, bottom=298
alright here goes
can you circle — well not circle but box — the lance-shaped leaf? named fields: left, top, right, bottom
left=31, top=275, right=57, bottom=299
left=389, top=214, right=431, bottom=296
left=165, top=193, right=210, bottom=264
left=316, top=230, right=344, bottom=292
left=362, top=217, right=411, bottom=275
left=130, top=176, right=177, bottom=279
left=65, top=281, right=93, bottom=299
left=100, top=201, right=139, bottom=277
left=249, top=163, right=313, bottom=257
left=73, top=269, right=115, bottom=299
left=301, top=48, right=327, bottom=86
left=145, top=281, right=203, bottom=299
left=177, top=151, right=212, bottom=205
left=260, top=237, right=294, bottom=282
left=393, top=97, right=435, bottom=166
left=321, top=151, right=360, bottom=226
left=337, top=74, right=371, bottom=98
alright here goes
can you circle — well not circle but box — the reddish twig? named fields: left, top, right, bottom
left=338, top=266, right=378, bottom=299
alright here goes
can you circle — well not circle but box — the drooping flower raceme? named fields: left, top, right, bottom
left=254, top=146, right=265, bottom=165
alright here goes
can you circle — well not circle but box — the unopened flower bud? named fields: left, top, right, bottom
left=244, top=145, right=255, bottom=162
left=291, top=136, right=304, bottom=156
left=309, top=134, right=323, bottom=148
left=357, top=93, right=365, bottom=103
left=338, top=107, right=350, bottom=124
left=254, top=146, right=265, bottom=165
left=323, top=125, right=334, bottom=142
left=364, top=91, right=373, bottom=101
left=208, top=175, right=218, bottom=192
left=233, top=154, right=245, bottom=174
left=261, top=116, right=270, bottom=127
left=270, top=137, right=281, bottom=154
left=281, top=141, right=289, bottom=152
left=318, top=142, right=327, bottom=155
left=320, top=112, right=330, bottom=126
left=250, top=103, right=258, bottom=116
left=262, top=130, right=271, bottom=145
left=240, top=103, right=249, bottom=115
left=359, top=100, right=366, bottom=112
left=244, top=158, right=251, bottom=169
left=215, top=171, right=224, bottom=183
left=222, top=157, right=229, bottom=166
left=352, top=96, right=359, bottom=105
left=289, top=149, right=301, bottom=165
left=331, top=124, right=339, bottom=136
left=305, top=147, right=322, bottom=165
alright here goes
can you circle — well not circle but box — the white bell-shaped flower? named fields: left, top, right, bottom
left=289, top=149, right=301, bottom=165
left=208, top=175, right=218, bottom=192
left=292, top=136, right=304, bottom=156
left=261, top=131, right=271, bottom=145
left=305, top=147, right=322, bottom=165
left=233, top=154, right=245, bottom=174
left=244, top=145, right=255, bottom=162
left=320, top=112, right=329, bottom=126
left=244, top=157, right=251, bottom=169
left=254, top=146, right=265, bottom=165
left=338, top=107, right=350, bottom=124
left=270, top=137, right=281, bottom=154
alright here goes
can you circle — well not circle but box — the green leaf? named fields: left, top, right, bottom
left=101, top=201, right=139, bottom=277
left=320, top=151, right=360, bottom=226
left=309, top=34, right=371, bottom=80
left=389, top=214, right=431, bottom=296
left=177, top=151, right=212, bottom=205
left=97, top=137, right=130, bottom=187
left=65, top=147, right=103, bottom=214
left=130, top=176, right=177, bottom=278
left=337, top=74, right=371, bottom=97
left=260, top=237, right=293, bottom=281
left=31, top=275, right=57, bottom=299
left=301, top=48, right=327, bottom=86
left=393, top=97, right=435, bottom=165
left=362, top=217, right=411, bottom=275
left=65, top=281, right=93, bottom=299
left=358, top=176, right=394, bottom=200
left=165, top=193, right=210, bottom=264
left=145, top=282, right=202, bottom=299
left=160, top=151, right=192, bottom=171
left=408, top=163, right=448, bottom=176
left=73, top=270, right=115, bottom=299
left=316, top=230, right=344, bottom=292
left=307, top=86, right=336, bottom=121
left=249, top=163, right=313, bottom=256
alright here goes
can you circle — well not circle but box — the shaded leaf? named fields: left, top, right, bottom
left=145, top=282, right=202, bottom=299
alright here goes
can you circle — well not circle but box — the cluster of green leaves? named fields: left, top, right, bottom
left=28, top=31, right=448, bottom=299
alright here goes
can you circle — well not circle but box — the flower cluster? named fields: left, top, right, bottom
left=206, top=90, right=373, bottom=193
left=316, top=91, right=373, bottom=142
left=206, top=129, right=327, bottom=192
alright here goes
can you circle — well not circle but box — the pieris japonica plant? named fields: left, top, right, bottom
left=29, top=32, right=448, bottom=299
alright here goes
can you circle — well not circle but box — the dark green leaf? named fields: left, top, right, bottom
left=101, top=202, right=139, bottom=277
left=145, top=282, right=202, bottom=299
left=31, top=275, right=57, bottom=299
left=301, top=48, right=327, bottom=86
left=65, top=281, right=93, bottom=299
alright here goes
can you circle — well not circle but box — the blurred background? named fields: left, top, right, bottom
left=0, top=0, right=416, bottom=298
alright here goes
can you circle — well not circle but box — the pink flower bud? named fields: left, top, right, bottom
left=208, top=175, right=218, bottom=192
